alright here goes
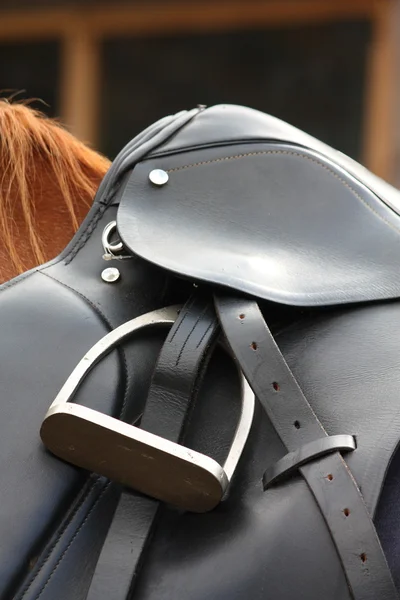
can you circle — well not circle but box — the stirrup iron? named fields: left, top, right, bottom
left=40, top=306, right=254, bottom=513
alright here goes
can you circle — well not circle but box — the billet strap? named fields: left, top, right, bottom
left=87, top=295, right=219, bottom=600
left=215, top=295, right=398, bottom=600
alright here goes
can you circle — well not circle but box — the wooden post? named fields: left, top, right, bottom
left=60, top=24, right=100, bottom=147
left=389, top=0, right=400, bottom=187
left=363, top=0, right=397, bottom=182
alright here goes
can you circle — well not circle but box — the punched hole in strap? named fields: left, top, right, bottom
left=263, top=434, right=356, bottom=490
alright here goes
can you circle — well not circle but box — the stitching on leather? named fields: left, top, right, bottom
left=32, top=482, right=111, bottom=600
left=0, top=269, right=36, bottom=293
left=169, top=297, right=193, bottom=344
left=40, top=272, right=112, bottom=328
left=175, top=303, right=209, bottom=367
left=175, top=315, right=200, bottom=367
left=196, top=317, right=216, bottom=350
left=18, top=478, right=100, bottom=600
left=64, top=180, right=121, bottom=265
left=64, top=202, right=107, bottom=265
left=167, top=150, right=400, bottom=237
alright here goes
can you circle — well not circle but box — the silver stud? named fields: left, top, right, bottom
left=101, top=267, right=120, bottom=283
left=149, top=169, right=169, bottom=186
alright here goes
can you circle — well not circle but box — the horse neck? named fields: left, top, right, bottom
left=0, top=160, right=104, bottom=283
left=0, top=104, right=110, bottom=283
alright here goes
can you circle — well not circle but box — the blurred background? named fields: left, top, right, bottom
left=0, top=0, right=398, bottom=183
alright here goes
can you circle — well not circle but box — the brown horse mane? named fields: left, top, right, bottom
left=0, top=99, right=111, bottom=273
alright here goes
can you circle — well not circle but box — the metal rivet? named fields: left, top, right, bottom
left=101, top=267, right=120, bottom=283
left=149, top=169, right=169, bottom=186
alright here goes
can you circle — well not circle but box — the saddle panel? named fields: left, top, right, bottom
left=118, top=142, right=400, bottom=306
left=0, top=273, right=121, bottom=597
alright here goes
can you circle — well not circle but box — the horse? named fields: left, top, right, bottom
left=0, top=100, right=110, bottom=283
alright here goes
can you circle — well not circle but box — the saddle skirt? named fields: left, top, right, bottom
left=2, top=105, right=400, bottom=600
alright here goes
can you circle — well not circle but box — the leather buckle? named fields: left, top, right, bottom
left=40, top=306, right=254, bottom=513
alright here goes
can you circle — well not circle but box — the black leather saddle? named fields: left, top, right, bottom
left=3, top=104, right=400, bottom=600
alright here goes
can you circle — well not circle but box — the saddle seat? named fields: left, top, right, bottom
left=118, top=105, right=400, bottom=306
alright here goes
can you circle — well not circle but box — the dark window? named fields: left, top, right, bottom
left=0, top=41, right=60, bottom=116
left=100, top=20, right=371, bottom=160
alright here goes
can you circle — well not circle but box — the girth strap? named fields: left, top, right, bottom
left=214, top=295, right=399, bottom=600
left=87, top=296, right=219, bottom=599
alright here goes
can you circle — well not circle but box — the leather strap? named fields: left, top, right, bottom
left=87, top=295, right=219, bottom=599
left=85, top=492, right=158, bottom=600
left=215, top=295, right=398, bottom=600
left=263, top=434, right=356, bottom=489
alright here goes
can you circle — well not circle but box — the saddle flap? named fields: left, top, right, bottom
left=117, top=141, right=400, bottom=307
